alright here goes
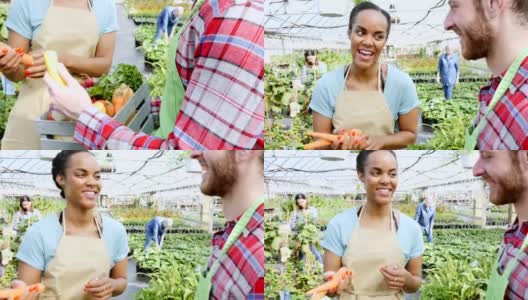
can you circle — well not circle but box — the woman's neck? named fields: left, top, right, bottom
left=349, top=61, right=378, bottom=83
left=64, top=205, right=94, bottom=229
left=362, top=201, right=391, bottom=220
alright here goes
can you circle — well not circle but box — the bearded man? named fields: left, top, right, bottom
left=473, top=151, right=528, bottom=299
left=445, top=0, right=528, bottom=149
left=191, top=150, right=264, bottom=299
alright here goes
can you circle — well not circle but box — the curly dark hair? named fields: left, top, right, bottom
left=348, top=2, right=391, bottom=38
left=52, top=151, right=91, bottom=198
left=356, top=150, right=397, bottom=173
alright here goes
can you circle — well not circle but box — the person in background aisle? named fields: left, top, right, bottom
left=144, top=216, right=173, bottom=250
left=300, top=50, right=327, bottom=85
left=43, top=0, right=264, bottom=150
left=290, top=193, right=323, bottom=264
left=414, top=197, right=436, bottom=243
left=13, top=150, right=128, bottom=299
left=0, top=0, right=118, bottom=149
left=12, top=195, right=41, bottom=232
left=309, top=2, right=420, bottom=150
left=191, top=150, right=263, bottom=299
left=444, top=0, right=528, bottom=149
left=321, top=150, right=424, bottom=298
left=436, top=45, right=459, bottom=100
left=472, top=151, right=528, bottom=299
left=154, top=5, right=184, bottom=43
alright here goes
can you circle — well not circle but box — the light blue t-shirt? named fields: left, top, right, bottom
left=16, top=213, right=129, bottom=271
left=321, top=208, right=424, bottom=264
left=309, top=64, right=420, bottom=122
left=6, top=0, right=118, bottom=40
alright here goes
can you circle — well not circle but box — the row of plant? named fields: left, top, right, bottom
left=421, top=229, right=502, bottom=299
left=130, top=232, right=211, bottom=299
left=133, top=23, right=169, bottom=100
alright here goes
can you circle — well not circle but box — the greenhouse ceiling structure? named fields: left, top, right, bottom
left=0, top=151, right=203, bottom=198
left=264, top=150, right=485, bottom=196
left=265, top=0, right=459, bottom=55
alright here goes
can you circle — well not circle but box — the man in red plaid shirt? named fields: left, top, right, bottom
left=44, top=0, right=264, bottom=150
left=473, top=151, right=528, bottom=299
left=444, top=0, right=528, bottom=149
left=191, top=150, right=263, bottom=299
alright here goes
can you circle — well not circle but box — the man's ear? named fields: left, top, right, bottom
left=484, top=0, right=507, bottom=19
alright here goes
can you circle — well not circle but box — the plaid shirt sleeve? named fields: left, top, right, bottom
left=73, top=0, right=264, bottom=150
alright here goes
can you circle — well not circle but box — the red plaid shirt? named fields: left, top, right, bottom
left=208, top=203, right=263, bottom=299
left=497, top=219, right=528, bottom=299
left=475, top=56, right=528, bottom=149
left=74, top=0, right=264, bottom=150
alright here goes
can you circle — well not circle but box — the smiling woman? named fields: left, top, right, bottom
left=309, top=2, right=420, bottom=150
left=12, top=150, right=129, bottom=300
left=321, top=150, right=424, bottom=299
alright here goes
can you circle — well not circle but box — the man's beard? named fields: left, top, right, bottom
left=200, top=154, right=238, bottom=197
left=459, top=10, right=494, bottom=60
left=489, top=165, right=525, bottom=206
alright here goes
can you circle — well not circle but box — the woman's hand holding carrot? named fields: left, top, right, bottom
left=304, top=129, right=367, bottom=150
left=25, top=50, right=46, bottom=79
left=0, top=43, right=22, bottom=75
left=306, top=267, right=353, bottom=299
left=0, top=280, right=44, bottom=300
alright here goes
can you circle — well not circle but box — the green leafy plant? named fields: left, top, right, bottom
left=134, top=263, right=200, bottom=300
left=88, top=64, right=144, bottom=100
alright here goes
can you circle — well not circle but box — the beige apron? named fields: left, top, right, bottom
left=1, top=0, right=99, bottom=149
left=341, top=207, right=405, bottom=300
left=41, top=211, right=111, bottom=300
left=332, top=63, right=395, bottom=136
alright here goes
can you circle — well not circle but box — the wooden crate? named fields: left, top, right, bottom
left=34, top=83, right=154, bottom=150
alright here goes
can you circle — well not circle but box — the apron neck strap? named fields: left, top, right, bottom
left=201, top=195, right=264, bottom=282
left=470, top=47, right=528, bottom=144
left=61, top=210, right=103, bottom=238
left=503, top=232, right=528, bottom=275
left=221, top=195, right=264, bottom=252
left=377, top=62, right=381, bottom=91
left=343, top=62, right=382, bottom=92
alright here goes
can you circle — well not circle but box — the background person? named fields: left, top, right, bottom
left=414, top=198, right=436, bottom=243
left=12, top=196, right=41, bottom=231
left=436, top=45, right=460, bottom=100
left=144, top=216, right=173, bottom=250
left=300, top=50, right=327, bottom=84
left=154, top=5, right=184, bottom=42
left=289, top=193, right=323, bottom=264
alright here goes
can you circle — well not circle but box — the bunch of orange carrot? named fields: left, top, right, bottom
left=303, top=129, right=365, bottom=150
left=0, top=283, right=45, bottom=300
left=306, top=267, right=353, bottom=300
left=0, top=45, right=33, bottom=66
